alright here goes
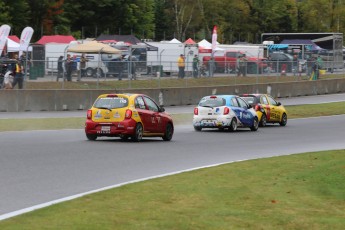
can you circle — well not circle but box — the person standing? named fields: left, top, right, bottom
left=238, top=54, right=247, bottom=77
left=65, top=54, right=73, bottom=81
left=56, top=56, right=64, bottom=82
left=177, top=54, right=185, bottom=79
left=192, top=54, right=199, bottom=78
left=11, top=54, right=24, bottom=89
left=79, top=53, right=88, bottom=80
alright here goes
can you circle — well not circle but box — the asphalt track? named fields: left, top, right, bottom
left=0, top=93, right=345, bottom=220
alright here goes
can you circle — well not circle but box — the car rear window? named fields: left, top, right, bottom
left=241, top=96, right=256, bottom=105
left=199, top=96, right=225, bottom=107
left=94, top=97, right=128, bottom=109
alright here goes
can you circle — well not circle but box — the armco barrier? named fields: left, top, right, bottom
left=0, top=79, right=345, bottom=112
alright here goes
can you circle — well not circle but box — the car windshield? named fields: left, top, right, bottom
left=241, top=96, right=256, bottom=105
left=199, top=96, right=225, bottom=107
left=94, top=97, right=128, bottom=109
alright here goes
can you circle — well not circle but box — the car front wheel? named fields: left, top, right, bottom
left=132, top=123, right=143, bottom=142
left=162, top=123, right=174, bottom=141
left=279, top=113, right=287, bottom=126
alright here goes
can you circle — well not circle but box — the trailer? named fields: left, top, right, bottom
left=146, top=41, right=198, bottom=76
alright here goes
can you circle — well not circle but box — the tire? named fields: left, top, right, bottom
left=95, top=68, right=104, bottom=78
left=250, top=117, right=259, bottom=131
left=162, top=123, right=174, bottom=141
left=259, top=114, right=267, bottom=127
left=132, top=123, right=143, bottom=142
left=279, top=113, right=287, bottom=126
left=86, top=134, right=97, bottom=141
left=228, top=118, right=237, bottom=132
left=86, top=67, right=94, bottom=77
left=194, top=126, right=202, bottom=131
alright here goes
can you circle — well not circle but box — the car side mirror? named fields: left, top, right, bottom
left=277, top=102, right=281, bottom=106
left=247, top=104, right=252, bottom=109
left=159, top=106, right=165, bottom=112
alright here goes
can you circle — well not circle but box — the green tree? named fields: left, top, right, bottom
left=2, top=0, right=30, bottom=35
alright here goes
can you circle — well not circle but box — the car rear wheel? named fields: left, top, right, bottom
left=228, top=118, right=237, bottom=132
left=194, top=126, right=202, bottom=131
left=119, top=134, right=129, bottom=141
left=259, top=114, right=267, bottom=127
left=132, top=123, right=143, bottom=142
left=279, top=113, right=287, bottom=126
left=162, top=123, right=174, bottom=141
left=86, top=134, right=97, bottom=141
left=250, top=117, right=259, bottom=131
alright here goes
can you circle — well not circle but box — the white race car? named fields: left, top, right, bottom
left=193, top=95, right=259, bottom=132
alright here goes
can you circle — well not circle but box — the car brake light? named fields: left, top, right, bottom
left=210, top=95, right=217, bottom=99
left=224, top=107, right=230, bottom=115
left=255, top=105, right=261, bottom=111
left=125, top=109, right=132, bottom=119
left=194, top=107, right=198, bottom=115
left=87, top=109, right=92, bottom=119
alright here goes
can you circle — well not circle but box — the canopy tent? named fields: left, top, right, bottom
left=8, top=35, right=20, bottom=43
left=169, top=38, right=181, bottom=43
left=198, top=39, right=223, bottom=53
left=280, top=39, right=323, bottom=51
left=67, top=41, right=122, bottom=54
left=36, top=35, right=76, bottom=45
left=6, top=37, right=32, bottom=52
left=184, top=38, right=196, bottom=44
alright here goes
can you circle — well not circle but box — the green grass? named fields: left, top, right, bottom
left=1, top=150, right=345, bottom=229
left=0, top=101, right=344, bottom=132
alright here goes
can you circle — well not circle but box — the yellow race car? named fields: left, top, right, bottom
left=85, top=93, right=174, bottom=141
left=240, top=94, right=287, bottom=127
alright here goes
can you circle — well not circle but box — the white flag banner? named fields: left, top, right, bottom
left=19, top=26, right=34, bottom=54
left=0, top=24, right=11, bottom=56
left=211, top=25, right=217, bottom=54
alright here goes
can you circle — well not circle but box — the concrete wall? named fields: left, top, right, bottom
left=1, top=79, right=345, bottom=112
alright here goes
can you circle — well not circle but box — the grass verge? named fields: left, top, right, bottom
left=1, top=150, right=344, bottom=229
left=0, top=101, right=344, bottom=132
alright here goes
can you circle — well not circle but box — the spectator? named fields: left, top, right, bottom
left=79, top=53, right=88, bottom=80
left=177, top=54, right=185, bottom=79
left=65, top=54, right=73, bottom=81
left=56, top=56, right=64, bottom=82
left=128, top=55, right=137, bottom=80
left=238, top=54, right=247, bottom=77
left=193, top=54, right=199, bottom=78
left=11, top=54, right=24, bottom=89
left=116, top=56, right=124, bottom=81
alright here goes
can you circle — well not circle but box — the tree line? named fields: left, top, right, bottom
left=1, top=0, right=345, bottom=44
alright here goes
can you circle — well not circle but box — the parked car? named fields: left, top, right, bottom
left=193, top=95, right=259, bottom=132
left=239, top=94, right=287, bottom=127
left=85, top=93, right=174, bottom=141
left=268, top=52, right=294, bottom=73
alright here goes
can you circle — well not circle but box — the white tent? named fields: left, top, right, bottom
left=198, top=39, right=212, bottom=48
left=6, top=38, right=32, bottom=52
left=169, top=38, right=182, bottom=43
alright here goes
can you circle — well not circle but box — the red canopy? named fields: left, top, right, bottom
left=36, top=35, right=76, bottom=45
left=8, top=35, right=20, bottom=43
left=184, top=38, right=196, bottom=44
